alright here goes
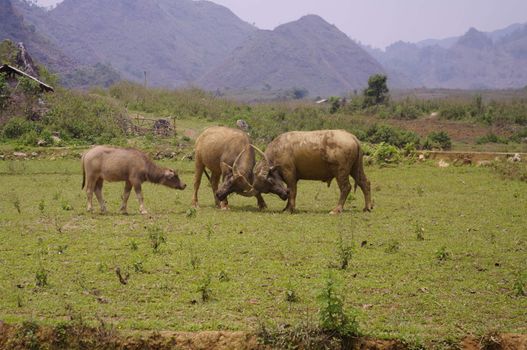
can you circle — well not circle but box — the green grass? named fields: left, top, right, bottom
left=0, top=159, right=526, bottom=343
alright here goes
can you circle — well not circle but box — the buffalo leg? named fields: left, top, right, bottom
left=94, top=178, right=107, bottom=213
left=256, top=194, right=267, bottom=210
left=211, top=172, right=229, bottom=209
left=133, top=183, right=147, bottom=215
left=120, top=181, right=132, bottom=214
left=351, top=152, right=373, bottom=212
left=356, top=178, right=372, bottom=212
left=85, top=176, right=96, bottom=212
left=331, top=175, right=351, bottom=215
left=192, top=162, right=204, bottom=208
left=283, top=177, right=297, bottom=213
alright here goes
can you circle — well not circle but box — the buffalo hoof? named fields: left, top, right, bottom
left=282, top=206, right=295, bottom=214
left=140, top=209, right=148, bottom=215
left=363, top=207, right=372, bottom=212
left=329, top=209, right=343, bottom=215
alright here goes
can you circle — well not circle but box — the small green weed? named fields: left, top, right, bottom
left=35, top=266, right=48, bottom=288
left=133, top=261, right=144, bottom=273
left=513, top=270, right=526, bottom=297
left=190, top=252, right=201, bottom=270
left=385, top=239, right=400, bottom=253
left=186, top=207, right=197, bottom=218
left=336, top=234, right=353, bottom=270
left=97, top=262, right=108, bottom=273
left=197, top=274, right=212, bottom=302
left=318, top=274, right=359, bottom=338
left=206, top=224, right=214, bottom=240
left=130, top=240, right=139, bottom=251
left=38, top=200, right=45, bottom=214
left=148, top=225, right=166, bottom=253
left=285, top=282, right=299, bottom=303
left=61, top=201, right=73, bottom=211
left=218, top=270, right=230, bottom=282
left=435, top=246, right=451, bottom=262
left=415, top=223, right=425, bottom=241
left=13, top=195, right=21, bottom=214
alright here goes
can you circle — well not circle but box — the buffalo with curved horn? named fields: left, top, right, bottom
left=192, top=126, right=288, bottom=210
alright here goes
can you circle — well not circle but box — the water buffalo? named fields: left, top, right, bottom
left=82, top=146, right=186, bottom=214
left=255, top=130, right=372, bottom=214
left=192, top=126, right=288, bottom=210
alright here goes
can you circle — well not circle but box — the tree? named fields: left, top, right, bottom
left=363, top=74, right=389, bottom=107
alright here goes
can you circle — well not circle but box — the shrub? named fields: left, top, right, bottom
left=318, top=275, right=359, bottom=338
left=2, top=117, right=33, bottom=139
left=365, top=124, right=420, bottom=148
left=439, top=103, right=468, bottom=120
left=491, top=161, right=527, bottom=182
left=423, top=131, right=452, bottom=150
left=363, top=74, right=389, bottom=107
left=476, top=133, right=509, bottom=145
left=42, top=89, right=128, bottom=143
left=18, top=76, right=42, bottom=96
left=373, top=142, right=401, bottom=164
left=0, top=72, right=9, bottom=108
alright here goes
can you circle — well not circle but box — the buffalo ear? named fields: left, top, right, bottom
left=269, top=165, right=281, bottom=174
left=164, top=169, right=175, bottom=179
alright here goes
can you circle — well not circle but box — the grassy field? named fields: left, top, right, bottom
left=0, top=158, right=526, bottom=345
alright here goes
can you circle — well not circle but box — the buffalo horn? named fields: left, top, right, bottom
left=250, top=144, right=269, bottom=164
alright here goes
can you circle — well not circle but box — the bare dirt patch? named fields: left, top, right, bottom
left=386, top=115, right=515, bottom=143
left=1, top=322, right=526, bottom=350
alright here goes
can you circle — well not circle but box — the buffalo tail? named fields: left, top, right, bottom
left=81, top=155, right=86, bottom=189
left=203, top=168, right=211, bottom=183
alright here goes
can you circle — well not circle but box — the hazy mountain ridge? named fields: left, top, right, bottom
left=0, top=0, right=75, bottom=72
left=199, top=15, right=386, bottom=97
left=375, top=24, right=527, bottom=89
left=19, top=0, right=256, bottom=87
left=3, top=0, right=527, bottom=92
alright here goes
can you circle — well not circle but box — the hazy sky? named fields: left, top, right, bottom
left=35, top=0, right=527, bottom=48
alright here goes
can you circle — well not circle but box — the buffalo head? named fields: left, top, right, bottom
left=160, top=169, right=187, bottom=190
left=252, top=144, right=289, bottom=201
left=216, top=147, right=258, bottom=201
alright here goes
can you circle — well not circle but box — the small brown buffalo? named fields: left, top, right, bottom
left=192, top=126, right=288, bottom=210
left=255, top=130, right=372, bottom=214
left=82, top=146, right=186, bottom=214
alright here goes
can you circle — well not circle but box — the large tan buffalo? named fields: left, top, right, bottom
left=82, top=146, right=186, bottom=214
left=192, top=126, right=288, bottom=210
left=255, top=130, right=372, bottom=214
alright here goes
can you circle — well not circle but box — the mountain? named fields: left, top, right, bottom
left=16, top=0, right=256, bottom=87
left=0, top=0, right=74, bottom=72
left=415, top=23, right=526, bottom=49
left=377, top=24, right=527, bottom=89
left=199, top=15, right=385, bottom=97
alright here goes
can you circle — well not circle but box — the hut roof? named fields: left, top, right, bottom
left=0, top=64, right=54, bottom=92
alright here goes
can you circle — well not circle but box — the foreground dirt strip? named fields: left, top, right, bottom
left=1, top=323, right=526, bottom=350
